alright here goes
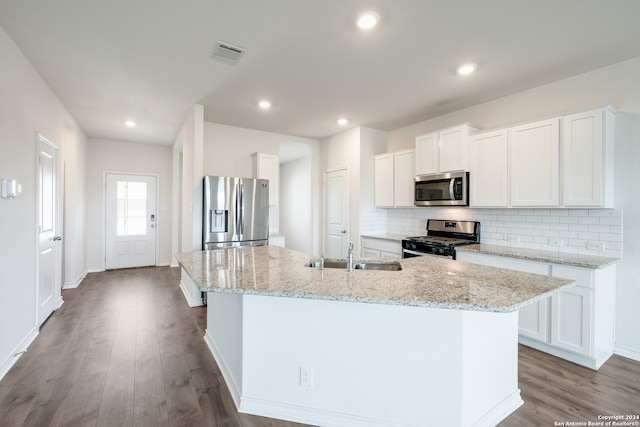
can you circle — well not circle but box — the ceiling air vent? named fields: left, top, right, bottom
left=212, top=41, right=246, bottom=64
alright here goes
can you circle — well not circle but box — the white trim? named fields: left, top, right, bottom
left=62, top=270, right=88, bottom=289
left=102, top=171, right=160, bottom=270
left=0, top=327, right=38, bottom=382
left=615, top=344, right=640, bottom=362
left=179, top=279, right=204, bottom=307
left=204, top=329, right=241, bottom=407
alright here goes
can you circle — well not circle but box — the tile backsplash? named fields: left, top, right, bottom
left=362, top=207, right=622, bottom=258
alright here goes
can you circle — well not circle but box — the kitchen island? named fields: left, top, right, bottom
left=176, top=246, right=574, bottom=427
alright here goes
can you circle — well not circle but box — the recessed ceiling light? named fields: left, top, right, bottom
left=356, top=11, right=380, bottom=30
left=457, top=63, right=477, bottom=75
left=125, top=120, right=136, bottom=127
left=337, top=118, right=348, bottom=125
left=258, top=100, right=271, bottom=109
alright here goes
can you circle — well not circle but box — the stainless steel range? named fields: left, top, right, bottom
left=402, top=219, right=480, bottom=259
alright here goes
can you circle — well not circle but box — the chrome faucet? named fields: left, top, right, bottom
left=347, top=242, right=354, bottom=272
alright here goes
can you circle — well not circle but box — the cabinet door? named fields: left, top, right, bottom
left=550, top=286, right=593, bottom=356
left=510, top=119, right=560, bottom=206
left=562, top=108, right=614, bottom=207
left=469, top=129, right=509, bottom=207
left=361, top=248, right=381, bottom=258
left=550, top=265, right=594, bottom=356
left=254, top=153, right=279, bottom=206
left=415, top=133, right=438, bottom=175
left=394, top=149, right=415, bottom=207
left=439, top=126, right=468, bottom=172
left=456, top=252, right=550, bottom=342
left=374, top=153, right=394, bottom=207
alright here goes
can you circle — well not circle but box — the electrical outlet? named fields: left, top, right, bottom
left=587, top=241, right=605, bottom=251
left=300, top=366, right=314, bottom=387
left=549, top=238, right=564, bottom=247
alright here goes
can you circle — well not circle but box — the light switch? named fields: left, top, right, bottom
left=1, top=179, right=22, bottom=199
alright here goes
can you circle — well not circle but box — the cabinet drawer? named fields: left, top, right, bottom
left=551, top=265, right=593, bottom=289
left=361, top=237, right=402, bottom=257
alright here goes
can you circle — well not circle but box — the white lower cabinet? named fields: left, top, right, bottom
left=360, top=236, right=402, bottom=259
left=456, top=251, right=615, bottom=369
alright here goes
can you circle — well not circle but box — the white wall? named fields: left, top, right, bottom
left=384, top=57, right=640, bottom=360
left=0, top=24, right=87, bottom=379
left=203, top=122, right=321, bottom=253
left=63, top=125, right=88, bottom=288
left=320, top=127, right=388, bottom=256
left=613, top=112, right=640, bottom=360
left=280, top=157, right=312, bottom=254
left=85, top=138, right=173, bottom=271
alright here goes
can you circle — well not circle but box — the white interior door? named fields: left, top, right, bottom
left=105, top=173, right=157, bottom=269
left=324, top=168, right=349, bottom=257
left=37, top=134, right=60, bottom=325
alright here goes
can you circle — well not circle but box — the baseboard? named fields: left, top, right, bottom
left=519, top=336, right=612, bottom=370
left=203, top=330, right=242, bottom=408
left=615, top=344, right=640, bottom=362
left=239, top=396, right=419, bottom=427
left=63, top=270, right=88, bottom=289
left=55, top=296, right=64, bottom=310
left=0, top=327, right=39, bottom=382
left=470, top=390, right=523, bottom=427
left=178, top=280, right=204, bottom=307
left=170, top=261, right=179, bottom=268
left=87, top=268, right=103, bottom=273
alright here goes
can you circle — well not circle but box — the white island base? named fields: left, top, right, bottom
left=204, top=292, right=523, bottom=427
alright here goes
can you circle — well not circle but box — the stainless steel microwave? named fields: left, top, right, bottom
left=414, top=172, right=469, bottom=206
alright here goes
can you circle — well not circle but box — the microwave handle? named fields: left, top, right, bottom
left=449, top=178, right=455, bottom=200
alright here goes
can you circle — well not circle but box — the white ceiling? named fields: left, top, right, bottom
left=2, top=1, right=640, bottom=145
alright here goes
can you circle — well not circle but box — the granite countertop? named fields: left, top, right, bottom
left=176, top=246, right=573, bottom=313
left=457, top=244, right=620, bottom=269
left=360, top=233, right=406, bottom=242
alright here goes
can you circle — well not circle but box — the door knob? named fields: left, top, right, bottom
left=53, top=236, right=62, bottom=241
left=341, top=230, right=347, bottom=234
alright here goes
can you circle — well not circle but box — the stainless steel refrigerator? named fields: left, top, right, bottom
left=202, top=176, right=269, bottom=250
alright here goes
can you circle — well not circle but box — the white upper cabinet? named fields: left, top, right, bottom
left=374, top=152, right=395, bottom=207
left=253, top=153, right=279, bottom=206
left=509, top=118, right=560, bottom=207
left=415, top=132, right=439, bottom=175
left=393, top=149, right=415, bottom=207
left=561, top=107, right=615, bottom=208
left=375, top=149, right=415, bottom=208
left=415, top=124, right=479, bottom=175
left=469, top=129, right=509, bottom=207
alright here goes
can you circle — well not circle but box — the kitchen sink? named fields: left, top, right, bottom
left=305, top=258, right=402, bottom=271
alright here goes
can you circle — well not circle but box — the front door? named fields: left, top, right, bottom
left=37, top=134, right=61, bottom=325
left=105, top=173, right=157, bottom=269
left=324, top=168, right=349, bottom=257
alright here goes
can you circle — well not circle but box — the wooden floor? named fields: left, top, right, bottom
left=0, top=267, right=638, bottom=427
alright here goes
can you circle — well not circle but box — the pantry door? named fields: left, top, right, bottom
left=37, top=134, right=61, bottom=325
left=105, top=173, right=157, bottom=269
left=324, top=167, right=349, bottom=257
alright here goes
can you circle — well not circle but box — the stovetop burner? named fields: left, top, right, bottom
left=402, top=219, right=481, bottom=259
left=404, top=235, right=472, bottom=246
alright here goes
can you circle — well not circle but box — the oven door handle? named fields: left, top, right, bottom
left=403, top=248, right=428, bottom=257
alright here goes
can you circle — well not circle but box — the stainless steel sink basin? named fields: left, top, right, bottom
left=355, top=261, right=402, bottom=271
left=305, top=258, right=402, bottom=271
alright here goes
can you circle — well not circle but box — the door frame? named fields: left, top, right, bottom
left=322, top=166, right=350, bottom=256
left=101, top=171, right=160, bottom=271
left=35, top=132, right=63, bottom=325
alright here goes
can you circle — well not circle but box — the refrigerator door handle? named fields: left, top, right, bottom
left=235, top=183, right=241, bottom=236
left=239, top=182, right=244, bottom=235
